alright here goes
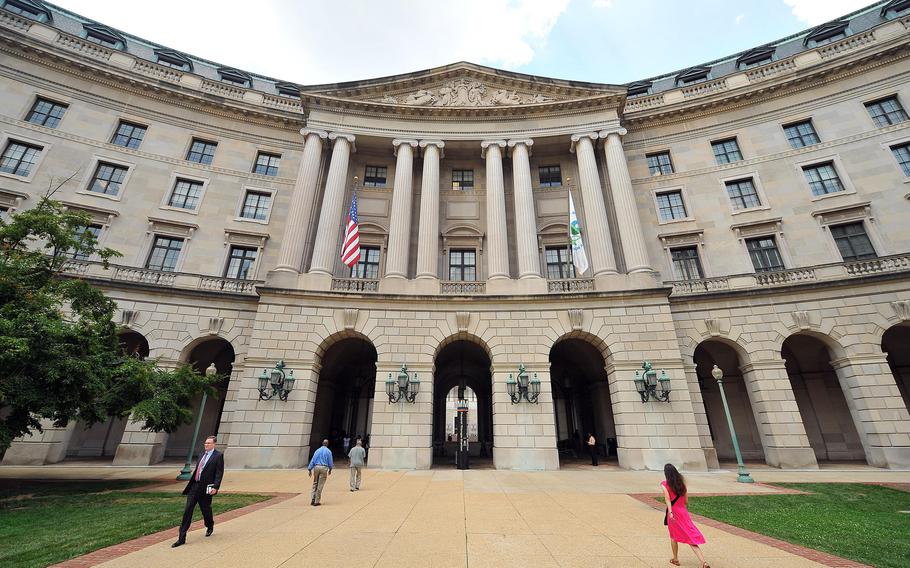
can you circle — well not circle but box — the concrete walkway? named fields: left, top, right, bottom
left=3, top=464, right=907, bottom=567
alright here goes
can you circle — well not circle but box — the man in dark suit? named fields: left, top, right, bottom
left=172, top=435, right=224, bottom=548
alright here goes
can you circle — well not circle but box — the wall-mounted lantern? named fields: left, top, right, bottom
left=633, top=361, right=671, bottom=403
left=507, top=364, right=540, bottom=404
left=258, top=360, right=295, bottom=401
left=386, top=364, right=419, bottom=403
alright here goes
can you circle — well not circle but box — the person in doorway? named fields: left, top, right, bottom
left=307, top=439, right=334, bottom=506
left=587, top=432, right=598, bottom=466
left=172, top=435, right=224, bottom=548
left=661, top=463, right=710, bottom=568
left=342, top=434, right=351, bottom=457
left=348, top=438, right=366, bottom=491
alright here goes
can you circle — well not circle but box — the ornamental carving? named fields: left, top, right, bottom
left=376, top=79, right=554, bottom=107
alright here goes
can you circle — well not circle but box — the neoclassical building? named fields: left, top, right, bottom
left=2, top=0, right=909, bottom=471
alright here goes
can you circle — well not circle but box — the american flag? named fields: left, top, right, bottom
left=340, top=190, right=361, bottom=268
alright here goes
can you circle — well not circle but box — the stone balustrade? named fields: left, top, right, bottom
left=754, top=267, right=817, bottom=286
left=61, top=260, right=262, bottom=295
left=547, top=278, right=595, bottom=293
left=441, top=281, right=486, bottom=295
left=844, top=253, right=910, bottom=276
left=331, top=278, right=379, bottom=292
left=818, top=30, right=875, bottom=59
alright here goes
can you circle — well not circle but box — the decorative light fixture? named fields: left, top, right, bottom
left=633, top=361, right=671, bottom=403
left=386, top=364, right=419, bottom=403
left=506, top=364, right=540, bottom=404
left=711, top=365, right=754, bottom=483
left=258, top=360, right=295, bottom=401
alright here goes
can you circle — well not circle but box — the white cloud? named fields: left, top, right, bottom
left=735, top=13, right=745, bottom=25
left=592, top=0, right=613, bottom=8
left=783, top=0, right=874, bottom=26
left=51, top=0, right=569, bottom=84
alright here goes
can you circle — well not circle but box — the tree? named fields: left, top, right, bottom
left=0, top=189, right=214, bottom=453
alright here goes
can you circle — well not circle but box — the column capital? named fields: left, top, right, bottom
left=392, top=138, right=419, bottom=156
left=507, top=139, right=534, bottom=157
left=328, top=132, right=356, bottom=152
left=299, top=128, right=328, bottom=139
left=480, top=139, right=507, bottom=158
left=569, top=132, right=599, bottom=153
left=419, top=139, right=445, bottom=159
left=598, top=127, right=628, bottom=139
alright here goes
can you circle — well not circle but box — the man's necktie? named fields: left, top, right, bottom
left=195, top=451, right=209, bottom=481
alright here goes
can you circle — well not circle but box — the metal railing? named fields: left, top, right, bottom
left=441, top=281, right=486, bottom=295
left=331, top=277, right=379, bottom=292
left=547, top=278, right=595, bottom=293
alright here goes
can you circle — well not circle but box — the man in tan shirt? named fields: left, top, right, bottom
left=348, top=438, right=366, bottom=491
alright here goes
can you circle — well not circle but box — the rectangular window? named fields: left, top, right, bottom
left=813, top=32, right=846, bottom=46
left=545, top=246, right=575, bottom=279
left=891, top=142, right=910, bottom=177
left=25, top=98, right=68, bottom=128
left=711, top=138, right=742, bottom=164
left=146, top=236, right=183, bottom=272
left=363, top=165, right=387, bottom=187
left=0, top=140, right=42, bottom=177
left=71, top=224, right=102, bottom=260
left=746, top=236, right=785, bottom=272
left=88, top=162, right=129, bottom=196
left=111, top=121, right=147, bottom=149
left=449, top=249, right=476, bottom=281
left=865, top=96, right=909, bottom=127
left=253, top=152, right=280, bottom=176
left=240, top=190, right=272, bottom=221
left=655, top=190, right=687, bottom=221
left=186, top=139, right=217, bottom=164
left=351, top=246, right=381, bottom=279
left=225, top=246, right=258, bottom=279
left=830, top=222, right=876, bottom=261
left=539, top=165, right=562, bottom=187
left=783, top=120, right=820, bottom=148
left=452, top=169, right=474, bottom=190
left=802, top=162, right=845, bottom=196
left=725, top=178, right=762, bottom=210
left=168, top=178, right=204, bottom=210
left=646, top=151, right=674, bottom=176
left=85, top=31, right=119, bottom=49
left=671, top=247, right=703, bottom=280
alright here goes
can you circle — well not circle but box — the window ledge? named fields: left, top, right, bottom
left=0, top=171, right=34, bottom=183
left=657, top=217, right=696, bottom=226
left=234, top=216, right=270, bottom=225
left=730, top=205, right=771, bottom=216
left=810, top=189, right=856, bottom=202
left=75, top=189, right=121, bottom=202
left=159, top=205, right=200, bottom=216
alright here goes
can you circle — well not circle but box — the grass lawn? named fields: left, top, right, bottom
left=0, top=479, right=271, bottom=568
left=684, top=483, right=910, bottom=568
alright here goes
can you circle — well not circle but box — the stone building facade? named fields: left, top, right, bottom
left=1, top=0, right=909, bottom=471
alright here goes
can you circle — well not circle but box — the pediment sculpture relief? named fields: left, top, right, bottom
left=375, top=78, right=555, bottom=106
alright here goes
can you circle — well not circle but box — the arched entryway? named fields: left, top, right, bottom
left=549, top=337, right=616, bottom=466
left=165, top=337, right=235, bottom=458
left=309, top=337, right=377, bottom=459
left=782, top=334, right=865, bottom=463
left=882, top=324, right=910, bottom=412
left=433, top=340, right=493, bottom=468
left=64, top=331, right=151, bottom=461
left=693, top=340, right=765, bottom=464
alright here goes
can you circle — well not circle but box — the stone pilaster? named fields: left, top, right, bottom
left=309, top=133, right=355, bottom=276
left=683, top=363, right=719, bottom=469
left=112, top=417, right=169, bottom=466
left=385, top=139, right=418, bottom=279
left=570, top=133, right=617, bottom=276
left=2, top=419, right=76, bottom=465
left=600, top=129, right=652, bottom=273
left=491, top=364, right=559, bottom=470
left=366, top=361, right=434, bottom=469
left=416, top=140, right=444, bottom=280
left=273, top=129, right=327, bottom=273
left=508, top=139, right=542, bottom=279
left=482, top=140, right=509, bottom=280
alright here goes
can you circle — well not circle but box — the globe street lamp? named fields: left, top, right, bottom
left=177, top=362, right=217, bottom=481
left=711, top=364, right=754, bottom=483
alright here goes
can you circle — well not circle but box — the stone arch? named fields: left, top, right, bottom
left=314, top=329, right=377, bottom=367
left=434, top=332, right=494, bottom=366
left=678, top=324, right=750, bottom=365
left=882, top=322, right=910, bottom=412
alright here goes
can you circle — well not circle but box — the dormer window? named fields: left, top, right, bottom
left=217, top=67, right=252, bottom=88
left=276, top=82, right=300, bottom=98
left=82, top=24, right=126, bottom=50
left=881, top=0, right=910, bottom=19
left=627, top=81, right=652, bottom=97
left=805, top=20, right=849, bottom=47
left=736, top=47, right=775, bottom=70
left=1, top=0, right=51, bottom=22
left=154, top=49, right=192, bottom=72
left=676, top=66, right=710, bottom=86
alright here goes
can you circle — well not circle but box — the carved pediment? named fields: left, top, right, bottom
left=373, top=78, right=556, bottom=107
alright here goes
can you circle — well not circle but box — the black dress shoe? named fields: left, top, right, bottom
left=171, top=540, right=185, bottom=548
left=205, top=527, right=213, bottom=537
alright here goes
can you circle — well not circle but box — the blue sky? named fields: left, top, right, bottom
left=51, top=0, right=874, bottom=85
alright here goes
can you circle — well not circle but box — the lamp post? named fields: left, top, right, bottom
left=711, top=364, right=754, bottom=483
left=177, top=362, right=217, bottom=481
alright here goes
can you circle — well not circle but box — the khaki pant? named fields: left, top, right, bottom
left=349, top=466, right=362, bottom=490
left=311, top=465, right=329, bottom=504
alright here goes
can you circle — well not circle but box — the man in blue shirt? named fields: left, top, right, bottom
left=307, top=439, right=334, bottom=506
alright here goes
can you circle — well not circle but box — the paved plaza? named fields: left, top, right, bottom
left=3, top=464, right=907, bottom=567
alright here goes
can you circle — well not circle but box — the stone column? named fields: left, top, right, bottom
left=570, top=133, right=617, bottom=276
left=416, top=140, right=444, bottom=279
left=830, top=354, right=910, bottom=469
left=385, top=139, right=418, bottom=279
left=309, top=133, right=355, bottom=276
left=482, top=140, right=509, bottom=280
left=508, top=139, right=542, bottom=279
left=601, top=129, right=652, bottom=273
left=740, top=359, right=818, bottom=468
left=274, top=129, right=327, bottom=273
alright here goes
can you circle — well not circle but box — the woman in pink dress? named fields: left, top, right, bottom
left=661, top=463, right=710, bottom=568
